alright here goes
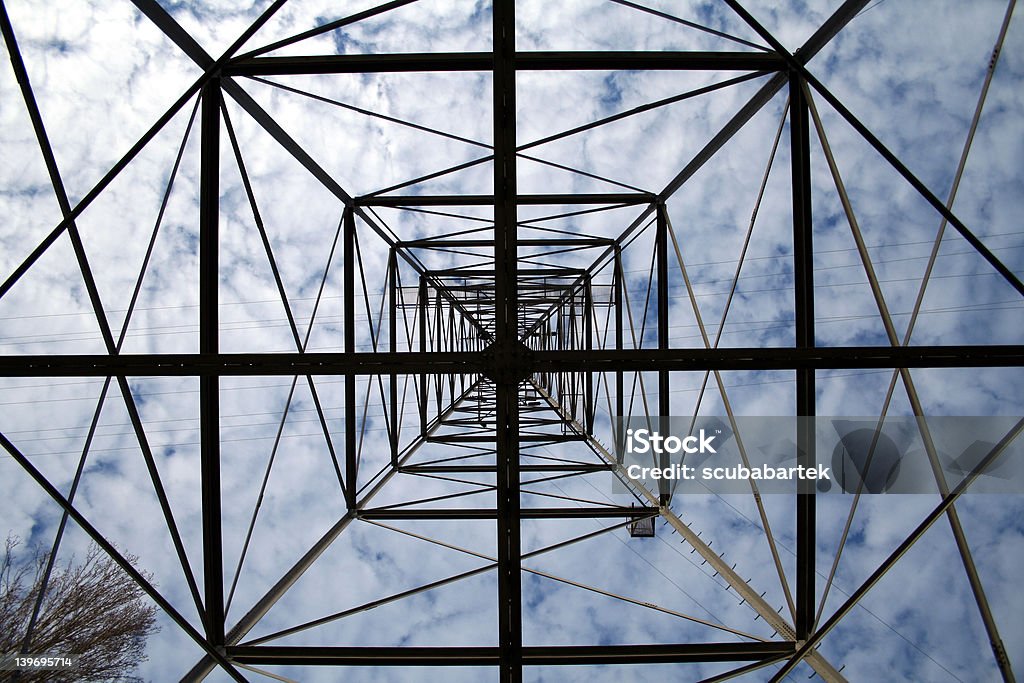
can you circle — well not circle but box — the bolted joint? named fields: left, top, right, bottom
left=481, top=339, right=536, bottom=385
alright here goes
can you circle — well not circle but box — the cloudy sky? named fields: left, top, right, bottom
left=1, top=0, right=1022, bottom=681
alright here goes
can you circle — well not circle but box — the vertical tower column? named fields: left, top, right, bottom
left=199, top=78, right=224, bottom=646
left=790, top=72, right=816, bottom=640
left=389, top=251, right=399, bottom=467
left=656, top=202, right=671, bottom=506
left=493, top=0, right=522, bottom=680
left=344, top=206, right=357, bottom=509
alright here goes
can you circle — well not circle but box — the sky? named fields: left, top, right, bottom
left=1, top=0, right=1023, bottom=681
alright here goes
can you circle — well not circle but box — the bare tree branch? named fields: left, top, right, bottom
left=1, top=536, right=159, bottom=682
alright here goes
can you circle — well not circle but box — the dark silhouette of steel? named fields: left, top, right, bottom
left=788, top=71, right=816, bottom=642
left=1, top=0, right=1020, bottom=681
left=0, top=346, right=1020, bottom=377
left=199, top=79, right=225, bottom=648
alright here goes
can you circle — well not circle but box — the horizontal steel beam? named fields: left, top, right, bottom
left=401, top=464, right=614, bottom=473
left=531, top=347, right=1024, bottom=372
left=398, top=238, right=618, bottom=247
left=224, top=51, right=784, bottom=76
left=425, top=434, right=585, bottom=443
left=226, top=642, right=794, bottom=665
left=2, top=346, right=1020, bottom=377
left=426, top=268, right=586, bottom=276
left=357, top=507, right=660, bottom=520
left=228, top=52, right=492, bottom=74
left=0, top=352, right=463, bottom=376
left=516, top=51, right=783, bottom=71
left=361, top=193, right=654, bottom=206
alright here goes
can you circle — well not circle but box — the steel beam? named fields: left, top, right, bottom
left=399, top=238, right=618, bottom=247
left=534, top=347, right=1024, bottom=371
left=361, top=193, right=654, bottom=206
left=401, top=464, right=614, bottom=473
left=226, top=642, right=796, bottom=665
left=344, top=206, right=357, bottom=509
left=199, top=79, right=224, bottom=647
left=656, top=203, right=671, bottom=504
left=493, top=2, right=522, bottom=680
left=614, top=249, right=625, bottom=443
left=389, top=251, right=399, bottom=466
left=515, top=50, right=784, bottom=71
left=790, top=72, right=816, bottom=640
left=584, top=277, right=595, bottom=433
left=424, top=434, right=585, bottom=443
left=357, top=507, right=660, bottom=520
left=2, top=346, right=1021, bottom=377
left=223, top=50, right=785, bottom=76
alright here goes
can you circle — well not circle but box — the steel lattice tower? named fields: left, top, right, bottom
left=1, top=1, right=1022, bottom=681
